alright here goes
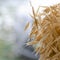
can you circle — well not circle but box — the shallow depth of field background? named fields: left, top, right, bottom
left=0, top=0, right=60, bottom=60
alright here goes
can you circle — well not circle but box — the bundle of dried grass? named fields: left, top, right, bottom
left=25, top=3, right=60, bottom=60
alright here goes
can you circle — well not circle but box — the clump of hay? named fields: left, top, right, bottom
left=25, top=3, right=60, bottom=60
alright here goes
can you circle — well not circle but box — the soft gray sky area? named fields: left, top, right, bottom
left=0, top=0, right=37, bottom=60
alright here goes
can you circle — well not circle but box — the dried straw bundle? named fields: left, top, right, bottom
left=25, top=3, right=60, bottom=60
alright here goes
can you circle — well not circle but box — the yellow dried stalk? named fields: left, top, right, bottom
left=24, top=22, right=30, bottom=31
left=25, top=3, right=60, bottom=60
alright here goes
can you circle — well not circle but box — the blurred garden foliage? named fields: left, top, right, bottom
left=0, top=40, right=14, bottom=60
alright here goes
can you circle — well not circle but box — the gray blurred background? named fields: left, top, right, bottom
left=0, top=0, right=38, bottom=60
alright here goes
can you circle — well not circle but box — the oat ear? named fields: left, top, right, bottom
left=24, top=22, right=30, bottom=31
left=25, top=3, right=60, bottom=60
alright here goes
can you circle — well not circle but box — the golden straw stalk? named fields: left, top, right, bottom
left=25, top=3, right=60, bottom=60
